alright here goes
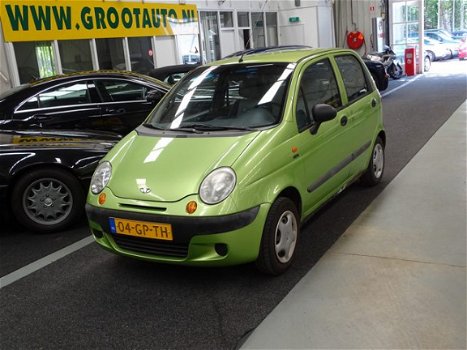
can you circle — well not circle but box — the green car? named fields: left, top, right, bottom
left=86, top=48, right=385, bottom=275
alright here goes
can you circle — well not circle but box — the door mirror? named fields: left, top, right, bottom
left=147, top=90, right=164, bottom=104
left=310, top=104, right=337, bottom=135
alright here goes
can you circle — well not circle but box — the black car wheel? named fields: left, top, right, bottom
left=256, top=197, right=300, bottom=275
left=11, top=168, right=85, bottom=233
left=424, top=55, right=431, bottom=72
left=361, top=137, right=385, bottom=186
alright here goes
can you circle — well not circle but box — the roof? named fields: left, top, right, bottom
left=26, top=70, right=171, bottom=90
left=211, top=47, right=355, bottom=65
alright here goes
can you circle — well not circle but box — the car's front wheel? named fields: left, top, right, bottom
left=361, top=137, right=385, bottom=186
left=256, top=197, right=300, bottom=275
left=11, top=168, right=85, bottom=233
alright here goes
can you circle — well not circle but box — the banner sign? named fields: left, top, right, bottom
left=0, top=1, right=198, bottom=42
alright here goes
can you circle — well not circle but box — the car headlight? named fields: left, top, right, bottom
left=90, top=161, right=112, bottom=194
left=199, top=167, right=236, bottom=204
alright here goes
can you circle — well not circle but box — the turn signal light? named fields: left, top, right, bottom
left=186, top=201, right=197, bottom=214
left=98, top=193, right=106, bottom=205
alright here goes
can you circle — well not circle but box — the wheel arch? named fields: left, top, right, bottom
left=8, top=163, right=86, bottom=202
left=275, top=186, right=302, bottom=219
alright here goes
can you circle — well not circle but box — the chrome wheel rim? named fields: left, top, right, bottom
left=23, top=178, right=73, bottom=225
left=274, top=210, right=298, bottom=263
left=372, top=144, right=384, bottom=179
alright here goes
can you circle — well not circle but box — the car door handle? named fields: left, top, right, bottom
left=105, top=107, right=125, bottom=114
left=33, top=114, right=51, bottom=121
left=371, top=99, right=377, bottom=108
left=340, top=116, right=348, bottom=126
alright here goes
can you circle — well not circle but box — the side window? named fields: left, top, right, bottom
left=97, top=80, right=148, bottom=102
left=23, top=82, right=91, bottom=109
left=335, top=55, right=370, bottom=104
left=296, top=59, right=342, bottom=131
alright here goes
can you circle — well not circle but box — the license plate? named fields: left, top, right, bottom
left=109, top=217, right=173, bottom=241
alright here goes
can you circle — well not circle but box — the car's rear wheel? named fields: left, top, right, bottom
left=361, top=137, right=385, bottom=186
left=11, top=168, right=84, bottom=233
left=424, top=55, right=431, bottom=72
left=256, top=197, right=299, bottom=275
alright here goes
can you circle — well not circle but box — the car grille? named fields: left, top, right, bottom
left=111, top=234, right=189, bottom=258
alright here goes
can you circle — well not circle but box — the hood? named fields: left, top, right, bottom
left=108, top=132, right=259, bottom=202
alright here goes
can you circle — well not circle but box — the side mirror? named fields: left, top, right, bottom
left=310, top=104, right=337, bottom=135
left=147, top=90, right=164, bottom=104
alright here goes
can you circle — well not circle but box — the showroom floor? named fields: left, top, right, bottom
left=242, top=101, right=466, bottom=349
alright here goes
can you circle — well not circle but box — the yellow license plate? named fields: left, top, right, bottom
left=109, top=217, right=173, bottom=241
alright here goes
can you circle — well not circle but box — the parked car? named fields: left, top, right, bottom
left=86, top=48, right=386, bottom=275
left=458, top=38, right=467, bottom=60
left=149, top=64, right=201, bottom=85
left=452, top=29, right=467, bottom=40
left=0, top=71, right=170, bottom=136
left=361, top=58, right=389, bottom=90
left=425, top=29, right=460, bottom=57
left=0, top=129, right=120, bottom=232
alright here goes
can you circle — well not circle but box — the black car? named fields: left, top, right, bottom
left=0, top=129, right=120, bottom=232
left=0, top=71, right=170, bottom=136
left=149, top=64, right=201, bottom=85
left=361, top=58, right=389, bottom=91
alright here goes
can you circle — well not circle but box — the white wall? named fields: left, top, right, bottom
left=277, top=0, right=335, bottom=48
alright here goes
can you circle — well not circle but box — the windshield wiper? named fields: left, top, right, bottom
left=142, top=123, right=167, bottom=131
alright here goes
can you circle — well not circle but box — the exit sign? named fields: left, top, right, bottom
left=289, top=17, right=300, bottom=23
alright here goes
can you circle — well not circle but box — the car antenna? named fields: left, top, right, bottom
left=239, top=51, right=246, bottom=63
left=239, top=0, right=269, bottom=63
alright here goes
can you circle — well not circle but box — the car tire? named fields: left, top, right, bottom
left=361, top=137, right=385, bottom=186
left=424, top=55, right=431, bottom=72
left=256, top=197, right=299, bottom=275
left=11, top=168, right=85, bottom=233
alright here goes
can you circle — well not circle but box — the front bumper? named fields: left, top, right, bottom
left=86, top=203, right=270, bottom=266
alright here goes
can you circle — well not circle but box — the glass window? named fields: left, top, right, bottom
left=147, top=63, right=294, bottom=130
left=97, top=80, right=148, bottom=102
left=252, top=13, right=265, bottom=48
left=296, top=59, right=341, bottom=130
left=220, top=12, right=234, bottom=28
left=14, top=42, right=57, bottom=83
left=128, top=37, right=155, bottom=75
left=200, top=12, right=221, bottom=63
left=96, top=38, right=125, bottom=70
left=335, top=55, right=369, bottom=103
left=266, top=13, right=278, bottom=46
left=35, top=82, right=91, bottom=108
left=238, top=12, right=250, bottom=27
left=58, top=40, right=93, bottom=73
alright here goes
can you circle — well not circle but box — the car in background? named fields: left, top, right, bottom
left=452, top=29, right=467, bottom=40
left=0, top=129, right=120, bottom=232
left=425, top=29, right=460, bottom=57
left=149, top=64, right=201, bottom=85
left=86, top=48, right=385, bottom=275
left=458, top=37, right=467, bottom=60
left=0, top=71, right=170, bottom=136
left=361, top=58, right=389, bottom=90
left=406, top=37, right=451, bottom=61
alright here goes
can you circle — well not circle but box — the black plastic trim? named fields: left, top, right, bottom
left=86, top=204, right=260, bottom=244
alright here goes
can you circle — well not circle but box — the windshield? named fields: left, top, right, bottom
left=145, top=62, right=295, bottom=131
